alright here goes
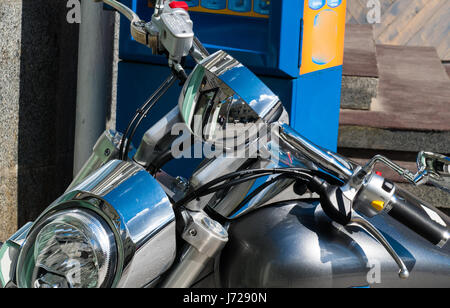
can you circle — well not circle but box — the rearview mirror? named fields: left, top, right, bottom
left=415, top=151, right=450, bottom=193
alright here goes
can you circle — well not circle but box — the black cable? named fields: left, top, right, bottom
left=119, top=74, right=176, bottom=160
left=119, top=75, right=173, bottom=159
left=180, top=171, right=312, bottom=208
left=123, top=75, right=177, bottom=160
left=173, top=168, right=316, bottom=208
left=228, top=174, right=291, bottom=217
left=201, top=171, right=313, bottom=201
left=201, top=173, right=279, bottom=196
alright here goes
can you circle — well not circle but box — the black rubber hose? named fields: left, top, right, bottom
left=120, top=74, right=176, bottom=160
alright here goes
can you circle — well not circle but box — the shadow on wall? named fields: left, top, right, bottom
left=17, top=1, right=79, bottom=226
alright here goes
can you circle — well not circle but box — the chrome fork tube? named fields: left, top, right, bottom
left=161, top=245, right=211, bottom=288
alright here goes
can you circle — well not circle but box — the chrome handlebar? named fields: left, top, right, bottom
left=100, top=0, right=141, bottom=22
left=276, top=123, right=356, bottom=180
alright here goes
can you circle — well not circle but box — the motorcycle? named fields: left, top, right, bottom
left=0, top=0, right=449, bottom=288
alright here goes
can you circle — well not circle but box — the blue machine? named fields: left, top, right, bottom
left=115, top=0, right=346, bottom=175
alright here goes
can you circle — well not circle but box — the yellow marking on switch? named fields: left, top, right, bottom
left=371, top=200, right=385, bottom=212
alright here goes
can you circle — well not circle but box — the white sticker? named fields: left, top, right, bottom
left=421, top=206, right=447, bottom=228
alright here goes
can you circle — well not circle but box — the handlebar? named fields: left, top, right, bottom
left=388, top=188, right=449, bottom=247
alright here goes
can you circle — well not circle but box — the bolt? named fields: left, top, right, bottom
left=189, top=229, right=197, bottom=237
left=104, top=148, right=111, bottom=156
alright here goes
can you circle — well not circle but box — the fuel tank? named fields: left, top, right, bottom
left=218, top=200, right=450, bottom=288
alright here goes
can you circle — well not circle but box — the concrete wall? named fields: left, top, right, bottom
left=0, top=0, right=80, bottom=241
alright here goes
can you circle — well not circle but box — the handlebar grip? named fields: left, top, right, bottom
left=388, top=188, right=449, bottom=247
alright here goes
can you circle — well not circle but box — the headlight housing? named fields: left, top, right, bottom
left=15, top=160, right=176, bottom=288
left=17, top=209, right=117, bottom=288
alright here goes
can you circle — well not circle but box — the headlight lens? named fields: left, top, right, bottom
left=17, top=209, right=117, bottom=288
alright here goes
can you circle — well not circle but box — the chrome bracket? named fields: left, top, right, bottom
left=181, top=210, right=228, bottom=258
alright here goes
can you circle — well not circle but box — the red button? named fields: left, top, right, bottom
left=169, top=1, right=189, bottom=11
left=375, top=171, right=382, bottom=176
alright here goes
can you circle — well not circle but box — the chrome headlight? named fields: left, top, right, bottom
left=17, top=209, right=117, bottom=288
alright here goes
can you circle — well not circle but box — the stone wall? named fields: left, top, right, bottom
left=0, top=0, right=80, bottom=241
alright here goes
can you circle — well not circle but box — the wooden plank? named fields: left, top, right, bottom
left=373, top=0, right=409, bottom=38
left=445, top=50, right=450, bottom=62
left=347, top=0, right=397, bottom=24
left=437, top=38, right=450, bottom=62
left=406, top=1, right=450, bottom=60
left=380, top=0, right=396, bottom=15
left=387, top=0, right=444, bottom=45
left=345, top=0, right=450, bottom=60
left=346, top=0, right=367, bottom=24
left=374, top=0, right=427, bottom=41
left=343, top=24, right=379, bottom=77
left=346, top=14, right=358, bottom=24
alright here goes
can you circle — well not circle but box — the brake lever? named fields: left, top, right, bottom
left=347, top=212, right=409, bottom=279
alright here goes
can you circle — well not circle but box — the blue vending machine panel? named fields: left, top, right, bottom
left=116, top=0, right=303, bottom=78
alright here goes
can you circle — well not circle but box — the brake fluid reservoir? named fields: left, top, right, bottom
left=229, top=0, right=252, bottom=12
left=201, top=0, right=226, bottom=10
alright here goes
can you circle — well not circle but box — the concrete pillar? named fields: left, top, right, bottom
left=0, top=0, right=22, bottom=241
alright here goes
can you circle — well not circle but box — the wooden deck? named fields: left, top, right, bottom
left=346, top=0, right=450, bottom=61
left=340, top=45, right=450, bottom=131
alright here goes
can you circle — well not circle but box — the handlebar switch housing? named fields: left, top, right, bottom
left=353, top=173, right=396, bottom=218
